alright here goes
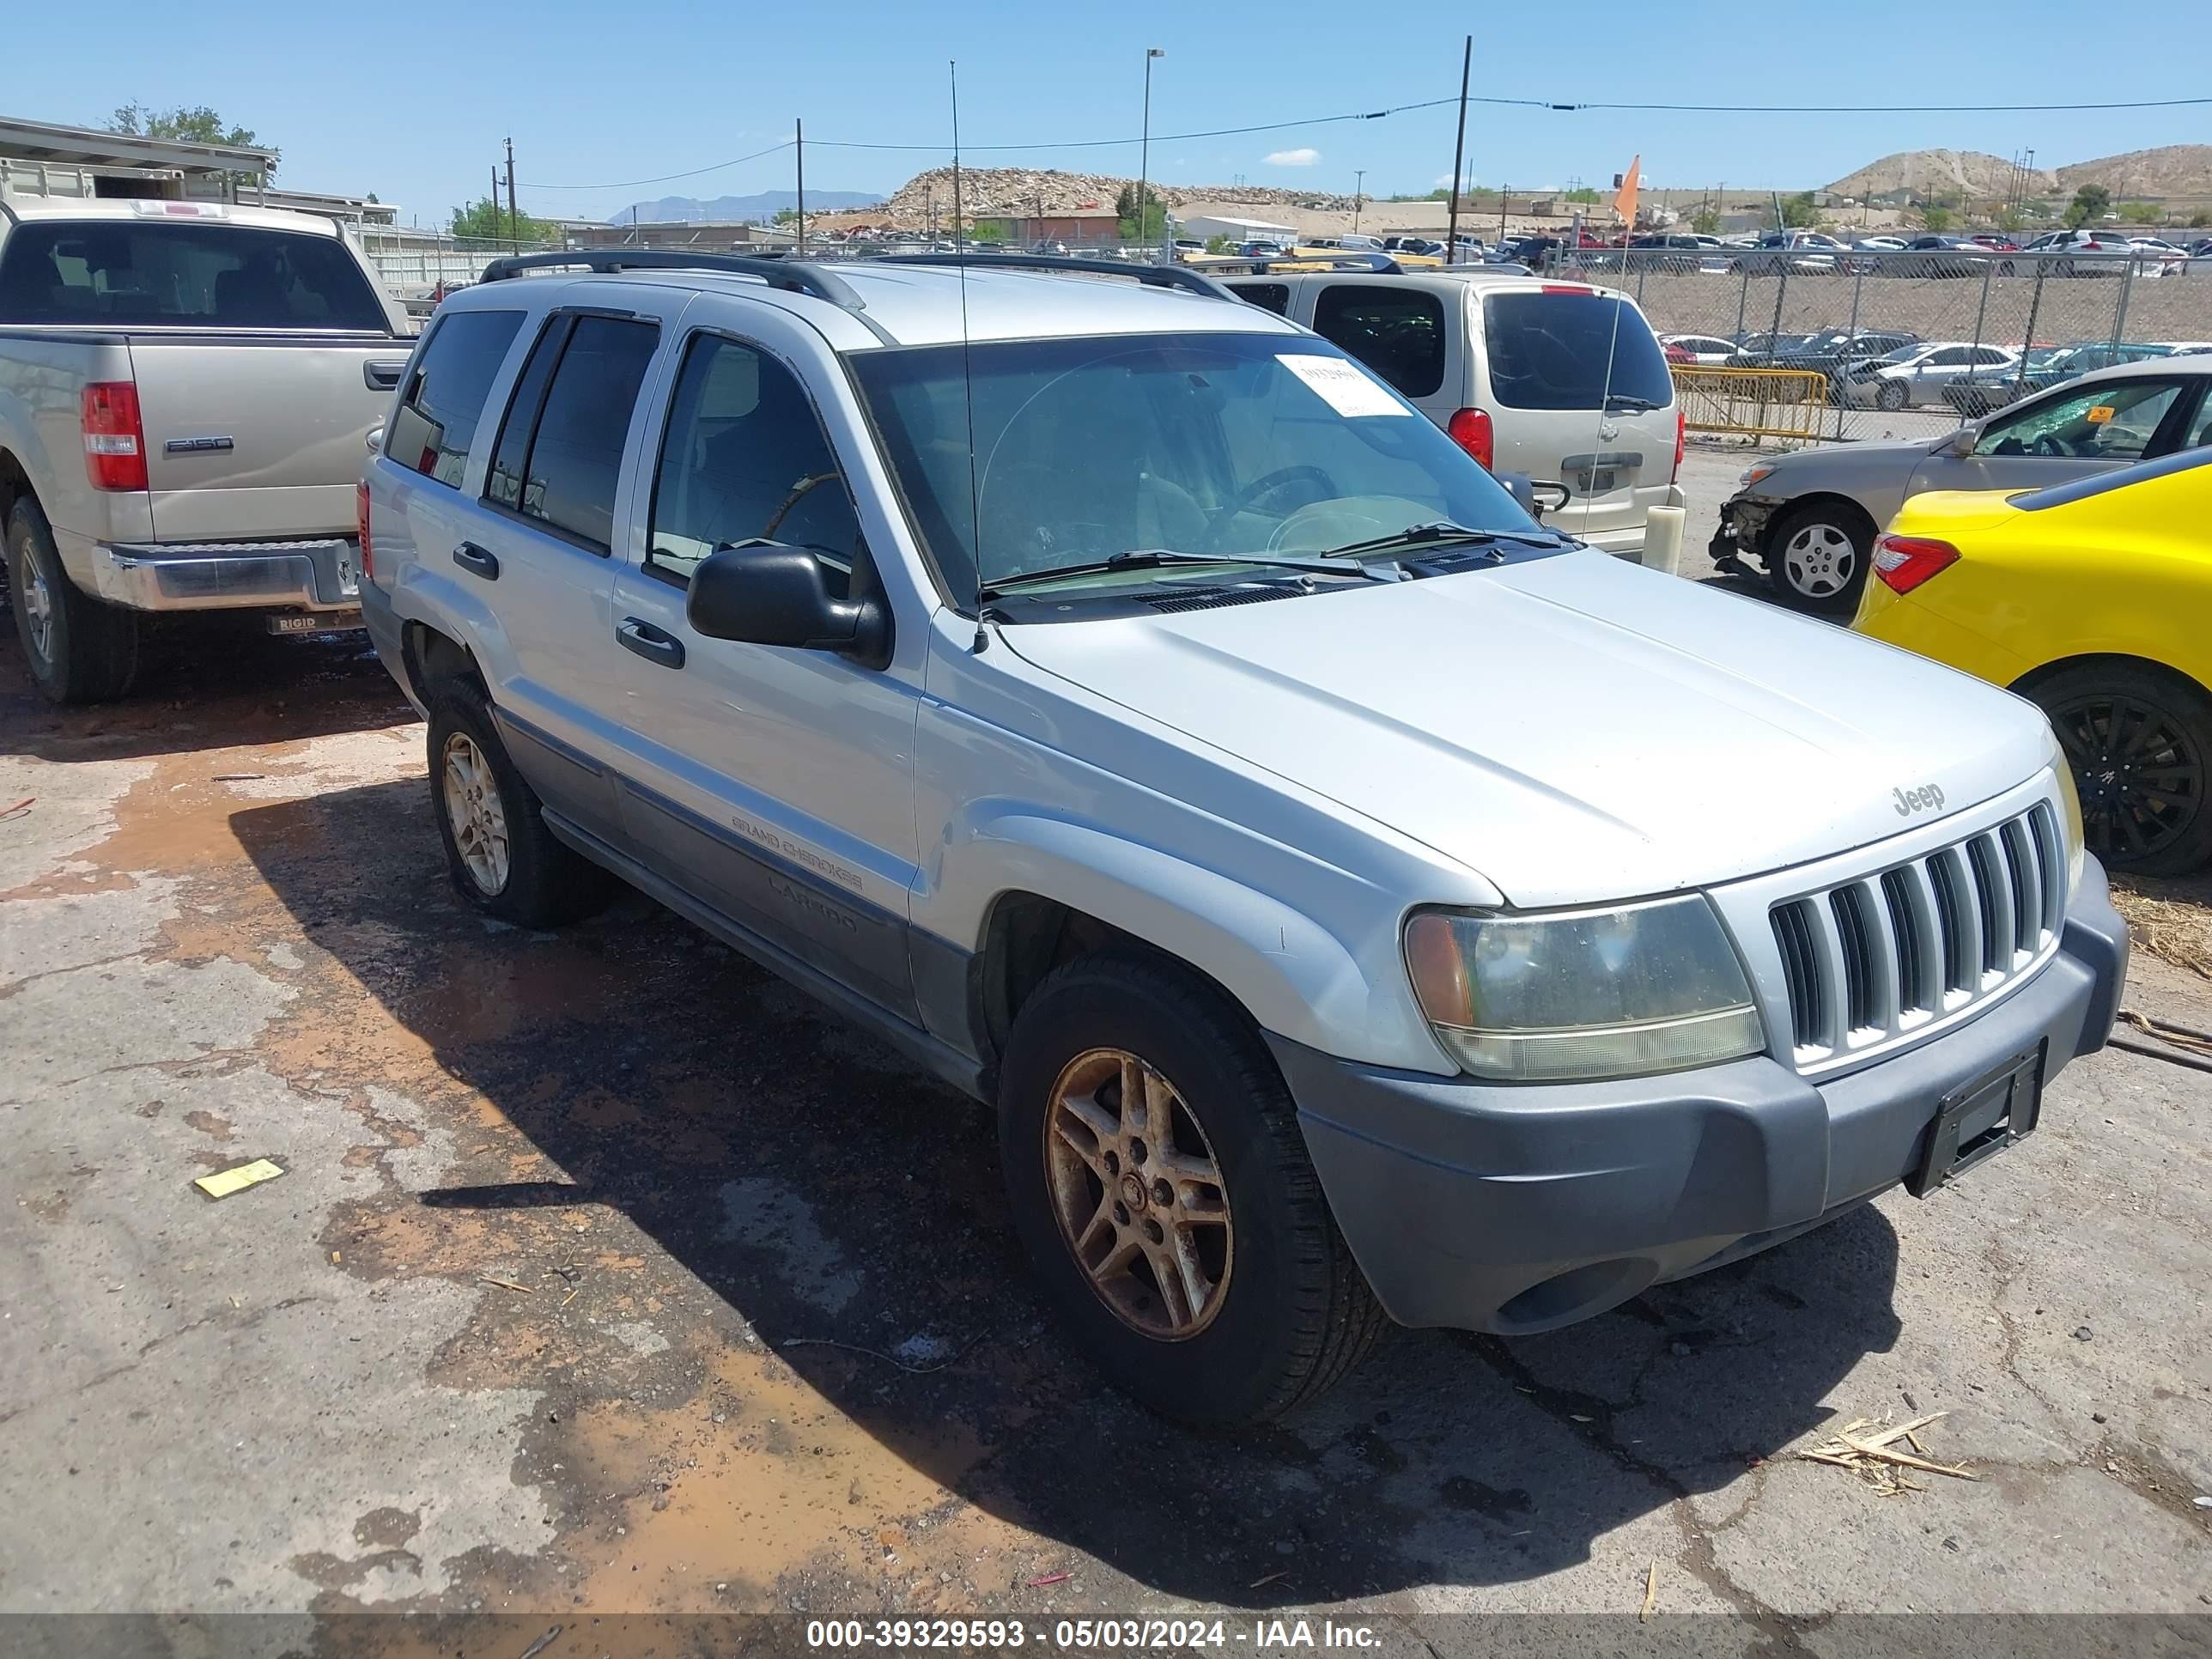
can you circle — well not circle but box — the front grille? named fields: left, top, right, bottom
left=1767, top=803, right=2064, bottom=1070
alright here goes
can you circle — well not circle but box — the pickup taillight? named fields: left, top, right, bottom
left=81, top=381, right=147, bottom=493
left=1447, top=407, right=1494, bottom=469
left=356, top=482, right=374, bottom=581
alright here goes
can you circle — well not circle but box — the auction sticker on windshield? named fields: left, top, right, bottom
left=1277, top=354, right=1406, bottom=417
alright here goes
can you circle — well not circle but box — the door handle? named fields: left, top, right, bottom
left=617, top=617, right=685, bottom=670
left=364, top=360, right=407, bottom=391
left=453, top=542, right=499, bottom=580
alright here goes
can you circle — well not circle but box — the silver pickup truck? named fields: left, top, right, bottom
left=0, top=198, right=412, bottom=701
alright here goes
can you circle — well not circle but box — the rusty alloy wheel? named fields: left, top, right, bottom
left=1042, top=1048, right=1234, bottom=1340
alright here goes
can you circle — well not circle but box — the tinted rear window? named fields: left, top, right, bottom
left=0, top=222, right=389, bottom=330
left=1481, top=290, right=1674, bottom=410
left=1311, top=283, right=1446, bottom=398
left=1228, top=282, right=1291, bottom=316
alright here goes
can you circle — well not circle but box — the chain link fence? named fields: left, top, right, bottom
left=1551, top=247, right=2212, bottom=444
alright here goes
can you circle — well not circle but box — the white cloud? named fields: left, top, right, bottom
left=1263, top=148, right=1321, bottom=167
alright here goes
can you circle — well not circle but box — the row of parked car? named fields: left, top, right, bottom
left=1662, top=326, right=2212, bottom=412
left=5, top=192, right=2178, bottom=1425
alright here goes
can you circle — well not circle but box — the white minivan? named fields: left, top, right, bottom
left=1221, top=270, right=1686, bottom=559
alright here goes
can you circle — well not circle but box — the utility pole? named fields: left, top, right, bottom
left=504, top=137, right=518, bottom=246
left=490, top=165, right=502, bottom=247
left=1498, top=182, right=1509, bottom=244
left=1353, top=170, right=1365, bottom=233
left=1445, top=33, right=1470, bottom=262
left=1137, top=47, right=1164, bottom=262
left=795, top=117, right=805, bottom=258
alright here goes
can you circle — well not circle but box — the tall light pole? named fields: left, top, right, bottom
left=1137, top=47, right=1164, bottom=263
left=1353, top=170, right=1365, bottom=233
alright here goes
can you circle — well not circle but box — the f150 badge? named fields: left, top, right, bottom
left=1893, top=783, right=1947, bottom=817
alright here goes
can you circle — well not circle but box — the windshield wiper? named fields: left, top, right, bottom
left=978, top=547, right=1392, bottom=598
left=1319, top=520, right=1567, bottom=559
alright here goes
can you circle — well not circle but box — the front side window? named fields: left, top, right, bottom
left=1311, top=284, right=1446, bottom=398
left=388, top=309, right=525, bottom=488
left=849, top=331, right=1534, bottom=605
left=647, top=334, right=860, bottom=587
left=483, top=313, right=659, bottom=552
left=1977, top=380, right=2185, bottom=461
left=0, top=222, right=389, bottom=330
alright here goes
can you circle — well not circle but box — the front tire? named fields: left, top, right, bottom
left=1765, top=501, right=1874, bottom=614
left=1875, top=380, right=1910, bottom=412
left=426, top=684, right=612, bottom=926
left=6, top=499, right=139, bottom=704
left=2028, top=662, right=2212, bottom=875
left=997, top=954, right=1383, bottom=1425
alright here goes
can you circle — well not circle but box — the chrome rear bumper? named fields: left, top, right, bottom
left=88, top=539, right=362, bottom=614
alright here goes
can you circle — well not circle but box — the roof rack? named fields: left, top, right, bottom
left=1195, top=252, right=1405, bottom=276
left=871, top=252, right=1232, bottom=300
left=475, top=248, right=868, bottom=312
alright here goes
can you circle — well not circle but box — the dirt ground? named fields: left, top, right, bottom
left=2, top=593, right=2209, bottom=1658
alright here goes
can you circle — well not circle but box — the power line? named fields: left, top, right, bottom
left=514, top=87, right=2212, bottom=195
left=528, top=139, right=795, bottom=190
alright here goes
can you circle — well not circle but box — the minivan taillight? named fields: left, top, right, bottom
left=1448, top=407, right=1494, bottom=469
left=1873, top=533, right=1959, bottom=594
left=356, top=482, right=374, bottom=581
left=81, top=381, right=147, bottom=492
left=1674, top=406, right=1686, bottom=477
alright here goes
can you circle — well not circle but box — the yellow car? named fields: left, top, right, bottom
left=1853, top=445, right=2212, bottom=874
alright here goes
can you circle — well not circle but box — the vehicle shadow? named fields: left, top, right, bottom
left=234, top=779, right=1905, bottom=1608
left=0, top=615, right=413, bottom=762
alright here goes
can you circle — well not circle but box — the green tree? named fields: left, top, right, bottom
left=2063, top=183, right=2111, bottom=229
left=772, top=206, right=799, bottom=224
left=1919, top=204, right=1953, bottom=234
left=1204, top=234, right=1232, bottom=254
left=1690, top=207, right=1721, bottom=236
left=449, top=197, right=561, bottom=246
left=2115, top=200, right=2161, bottom=225
left=1561, top=186, right=1601, bottom=205
left=1779, top=191, right=1820, bottom=228
left=969, top=218, right=1013, bottom=243
left=106, top=101, right=276, bottom=183
left=1115, top=183, right=1167, bottom=241
left=1992, top=204, right=2024, bottom=234
left=2191, top=209, right=2212, bottom=228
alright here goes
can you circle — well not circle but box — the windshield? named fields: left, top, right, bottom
left=850, top=331, right=1537, bottom=601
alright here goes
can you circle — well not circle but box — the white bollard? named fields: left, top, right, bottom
left=1643, top=504, right=1686, bottom=577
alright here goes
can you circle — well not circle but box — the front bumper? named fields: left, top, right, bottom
left=1274, top=859, right=2127, bottom=1334
left=85, top=538, right=362, bottom=616
left=1708, top=490, right=1782, bottom=573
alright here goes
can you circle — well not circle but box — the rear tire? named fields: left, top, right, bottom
left=6, top=498, right=139, bottom=704
left=1765, top=501, right=1874, bottom=615
left=997, top=953, right=1384, bottom=1426
left=2027, top=662, right=2212, bottom=876
left=1875, top=380, right=1910, bottom=412
left=426, top=683, right=613, bottom=926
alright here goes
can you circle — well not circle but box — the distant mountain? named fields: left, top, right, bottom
left=610, top=189, right=884, bottom=226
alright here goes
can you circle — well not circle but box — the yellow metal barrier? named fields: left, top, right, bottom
left=1670, top=366, right=1832, bottom=444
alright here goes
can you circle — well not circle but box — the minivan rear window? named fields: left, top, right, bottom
left=0, top=222, right=390, bottom=331
left=1482, top=290, right=1674, bottom=411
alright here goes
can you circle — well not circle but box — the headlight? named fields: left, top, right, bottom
left=1404, top=896, right=1765, bottom=1083
left=1738, top=464, right=1773, bottom=489
left=2051, top=750, right=2087, bottom=892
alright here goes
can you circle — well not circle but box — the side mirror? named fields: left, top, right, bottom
left=1948, top=425, right=1978, bottom=457
left=1497, top=471, right=1538, bottom=517
left=688, top=540, right=890, bottom=668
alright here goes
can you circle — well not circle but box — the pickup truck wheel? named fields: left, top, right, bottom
left=2030, top=663, right=2212, bottom=876
left=998, top=954, right=1384, bottom=1425
left=6, top=499, right=139, bottom=704
left=1765, top=501, right=1872, bottom=614
left=426, top=687, right=611, bottom=926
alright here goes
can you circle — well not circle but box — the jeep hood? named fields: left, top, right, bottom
left=1000, top=550, right=2051, bottom=907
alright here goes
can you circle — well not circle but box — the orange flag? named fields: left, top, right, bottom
left=1613, top=156, right=1641, bottom=226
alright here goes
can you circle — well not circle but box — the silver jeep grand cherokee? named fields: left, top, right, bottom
left=361, top=251, right=2126, bottom=1425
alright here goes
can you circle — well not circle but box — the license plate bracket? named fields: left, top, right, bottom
left=266, top=611, right=362, bottom=635
left=1907, top=1043, right=2044, bottom=1197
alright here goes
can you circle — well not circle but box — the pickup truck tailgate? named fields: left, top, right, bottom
left=129, top=334, right=410, bottom=542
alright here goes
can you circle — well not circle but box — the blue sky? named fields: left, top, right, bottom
left=16, top=1, right=2209, bottom=225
